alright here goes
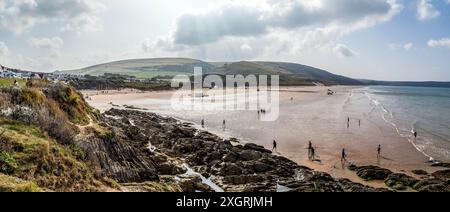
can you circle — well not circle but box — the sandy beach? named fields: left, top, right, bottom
left=83, top=86, right=441, bottom=188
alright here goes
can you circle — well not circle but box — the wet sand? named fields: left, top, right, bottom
left=83, top=86, right=439, bottom=188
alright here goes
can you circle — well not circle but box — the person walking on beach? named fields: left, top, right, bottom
left=359, top=119, right=361, bottom=127
left=377, top=144, right=381, bottom=159
left=272, top=140, right=277, bottom=153
left=201, top=119, right=205, bottom=128
left=414, top=131, right=418, bottom=139
left=222, top=120, right=226, bottom=131
left=310, top=147, right=316, bottom=161
left=341, top=148, right=347, bottom=163
left=347, top=117, right=350, bottom=128
left=308, top=141, right=313, bottom=160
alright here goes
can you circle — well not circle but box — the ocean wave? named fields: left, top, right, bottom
left=363, top=89, right=435, bottom=161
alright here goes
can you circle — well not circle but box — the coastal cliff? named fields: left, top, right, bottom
left=0, top=81, right=448, bottom=192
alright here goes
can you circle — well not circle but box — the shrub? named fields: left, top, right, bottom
left=0, top=151, right=18, bottom=174
left=33, top=105, right=77, bottom=145
left=0, top=174, right=43, bottom=192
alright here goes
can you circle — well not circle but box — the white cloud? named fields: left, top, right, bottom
left=389, top=42, right=413, bottom=51
left=333, top=44, right=357, bottom=57
left=28, top=37, right=64, bottom=50
left=404, top=42, right=413, bottom=51
left=417, top=0, right=440, bottom=21
left=171, top=0, right=400, bottom=46
left=428, top=38, right=450, bottom=48
left=0, top=0, right=105, bottom=34
left=146, top=0, right=402, bottom=59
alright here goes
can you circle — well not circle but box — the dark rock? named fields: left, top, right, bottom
left=251, top=162, right=273, bottom=173
left=432, top=169, right=450, bottom=180
left=223, top=152, right=239, bottom=163
left=239, top=150, right=262, bottom=161
left=223, top=175, right=266, bottom=185
left=384, top=173, right=419, bottom=191
left=411, top=170, right=428, bottom=175
left=354, top=166, right=393, bottom=181
left=178, top=175, right=213, bottom=192
left=205, top=152, right=223, bottom=163
left=413, top=179, right=450, bottom=192
left=220, top=163, right=243, bottom=176
left=156, top=162, right=186, bottom=175
left=431, top=162, right=450, bottom=168
left=337, top=179, right=391, bottom=192
left=243, top=143, right=272, bottom=154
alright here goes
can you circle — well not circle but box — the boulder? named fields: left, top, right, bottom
left=384, top=173, right=419, bottom=191
left=354, top=166, right=393, bottom=181
left=156, top=162, right=186, bottom=175
left=432, top=169, right=450, bottom=180
left=223, top=152, right=239, bottom=163
left=431, top=162, right=450, bottom=168
left=243, top=143, right=272, bottom=154
left=239, top=150, right=262, bottom=161
left=220, top=163, right=243, bottom=176
left=252, top=162, right=273, bottom=173
left=413, top=179, right=450, bottom=192
left=223, top=175, right=265, bottom=185
left=411, top=170, right=428, bottom=175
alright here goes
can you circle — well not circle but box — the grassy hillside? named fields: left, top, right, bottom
left=63, top=58, right=366, bottom=86
left=0, top=78, right=26, bottom=88
left=0, top=80, right=107, bottom=191
left=64, top=58, right=216, bottom=79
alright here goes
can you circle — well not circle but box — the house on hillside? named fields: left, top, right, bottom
left=0, top=70, right=18, bottom=78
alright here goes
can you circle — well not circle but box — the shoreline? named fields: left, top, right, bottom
left=82, top=86, right=447, bottom=188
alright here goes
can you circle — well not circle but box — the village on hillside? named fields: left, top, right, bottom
left=0, top=63, right=84, bottom=82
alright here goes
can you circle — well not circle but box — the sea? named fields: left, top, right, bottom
left=361, top=86, right=450, bottom=162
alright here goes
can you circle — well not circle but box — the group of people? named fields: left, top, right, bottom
left=200, top=116, right=420, bottom=168
left=258, top=109, right=268, bottom=115
left=200, top=119, right=227, bottom=131
left=271, top=139, right=388, bottom=166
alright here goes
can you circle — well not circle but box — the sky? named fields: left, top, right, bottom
left=0, top=0, right=450, bottom=81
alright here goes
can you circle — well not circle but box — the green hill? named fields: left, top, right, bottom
left=64, top=58, right=216, bottom=79
left=63, top=58, right=361, bottom=85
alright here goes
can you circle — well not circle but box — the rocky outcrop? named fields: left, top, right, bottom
left=385, top=173, right=419, bottom=191
left=412, top=170, right=428, bottom=176
left=413, top=179, right=449, bottom=192
left=97, top=109, right=388, bottom=192
left=75, top=134, right=159, bottom=183
left=432, top=169, right=450, bottom=180
left=350, top=165, right=393, bottom=181
left=431, top=162, right=450, bottom=168
left=349, top=165, right=450, bottom=192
